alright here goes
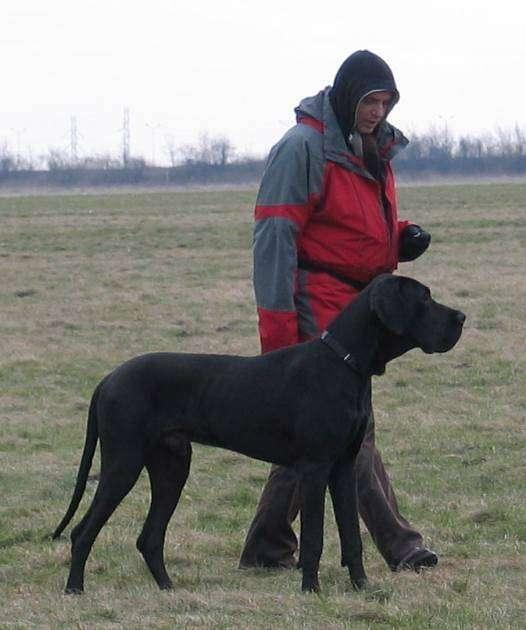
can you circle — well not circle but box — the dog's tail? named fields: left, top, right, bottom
left=52, top=378, right=105, bottom=540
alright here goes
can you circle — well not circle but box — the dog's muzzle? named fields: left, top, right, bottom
left=424, top=309, right=466, bottom=354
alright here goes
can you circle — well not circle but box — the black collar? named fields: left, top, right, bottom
left=320, top=330, right=362, bottom=374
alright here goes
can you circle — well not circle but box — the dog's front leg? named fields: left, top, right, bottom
left=296, top=461, right=332, bottom=593
left=329, top=455, right=368, bottom=591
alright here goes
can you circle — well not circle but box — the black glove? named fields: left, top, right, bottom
left=399, top=224, right=431, bottom=262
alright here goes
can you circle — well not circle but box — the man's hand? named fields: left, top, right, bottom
left=399, top=225, right=431, bottom=262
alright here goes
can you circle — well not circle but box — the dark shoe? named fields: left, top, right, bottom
left=390, top=547, right=438, bottom=573
left=239, top=556, right=297, bottom=570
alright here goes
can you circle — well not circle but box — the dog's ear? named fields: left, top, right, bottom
left=369, top=275, right=409, bottom=335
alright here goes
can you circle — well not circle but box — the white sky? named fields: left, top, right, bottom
left=2, top=0, right=525, bottom=165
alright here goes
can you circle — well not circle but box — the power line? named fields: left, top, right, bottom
left=122, top=107, right=130, bottom=166
left=70, top=116, right=78, bottom=164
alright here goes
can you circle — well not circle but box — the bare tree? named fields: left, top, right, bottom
left=179, top=133, right=234, bottom=166
left=164, top=133, right=179, bottom=167
left=0, top=142, right=36, bottom=172
left=513, top=124, right=525, bottom=156
left=46, top=149, right=73, bottom=170
left=0, top=143, right=16, bottom=173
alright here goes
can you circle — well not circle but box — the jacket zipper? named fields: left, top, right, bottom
left=377, top=183, right=393, bottom=265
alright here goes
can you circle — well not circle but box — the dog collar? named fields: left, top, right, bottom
left=320, top=330, right=361, bottom=373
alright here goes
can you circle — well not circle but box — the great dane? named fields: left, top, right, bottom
left=53, top=274, right=465, bottom=594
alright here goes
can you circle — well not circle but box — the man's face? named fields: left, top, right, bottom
left=355, top=91, right=393, bottom=134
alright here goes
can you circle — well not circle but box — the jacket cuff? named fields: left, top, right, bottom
left=397, top=219, right=412, bottom=238
left=257, top=307, right=299, bottom=353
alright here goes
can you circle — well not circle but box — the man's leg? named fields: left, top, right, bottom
left=239, top=464, right=300, bottom=568
left=356, top=412, right=438, bottom=571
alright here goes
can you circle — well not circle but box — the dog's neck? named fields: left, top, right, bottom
left=325, top=291, right=415, bottom=376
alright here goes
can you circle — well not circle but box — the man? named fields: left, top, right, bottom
left=239, top=50, right=435, bottom=572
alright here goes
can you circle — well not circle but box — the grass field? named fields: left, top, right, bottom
left=1, top=183, right=525, bottom=628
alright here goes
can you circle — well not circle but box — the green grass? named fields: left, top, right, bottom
left=0, top=183, right=525, bottom=628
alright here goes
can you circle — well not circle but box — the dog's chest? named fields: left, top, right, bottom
left=304, top=405, right=368, bottom=460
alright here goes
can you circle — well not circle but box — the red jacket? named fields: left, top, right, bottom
left=253, top=88, right=410, bottom=353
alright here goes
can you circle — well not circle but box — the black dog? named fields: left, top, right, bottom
left=53, top=274, right=465, bottom=594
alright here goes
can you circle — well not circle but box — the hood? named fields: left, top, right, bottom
left=329, top=50, right=400, bottom=141
left=294, top=87, right=408, bottom=177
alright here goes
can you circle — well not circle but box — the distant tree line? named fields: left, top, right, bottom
left=395, top=124, right=526, bottom=177
left=1, top=126, right=525, bottom=187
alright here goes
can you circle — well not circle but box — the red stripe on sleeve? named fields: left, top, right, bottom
left=297, top=115, right=325, bottom=134
left=257, top=307, right=299, bottom=353
left=255, top=203, right=311, bottom=227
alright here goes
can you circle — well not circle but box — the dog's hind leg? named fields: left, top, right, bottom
left=65, top=447, right=144, bottom=594
left=137, top=434, right=192, bottom=590
left=329, top=456, right=367, bottom=591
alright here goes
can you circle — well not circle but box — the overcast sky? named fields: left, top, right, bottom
left=2, top=0, right=525, bottom=165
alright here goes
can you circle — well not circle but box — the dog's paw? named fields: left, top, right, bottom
left=301, top=572, right=321, bottom=593
left=351, top=576, right=369, bottom=592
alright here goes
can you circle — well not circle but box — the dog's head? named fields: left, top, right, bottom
left=369, top=274, right=465, bottom=357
